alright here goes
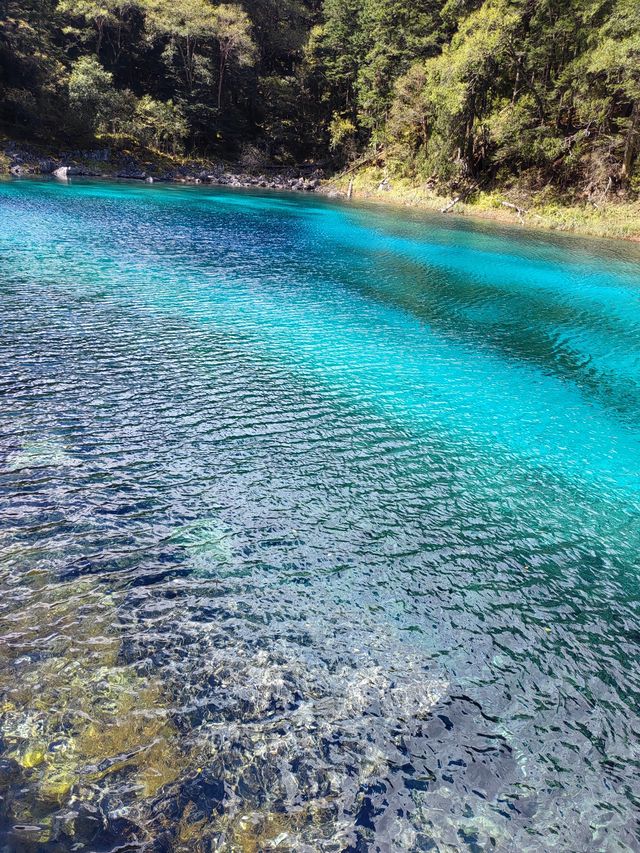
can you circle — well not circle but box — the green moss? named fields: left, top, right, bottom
left=19, top=748, right=46, bottom=768
left=0, top=575, right=189, bottom=814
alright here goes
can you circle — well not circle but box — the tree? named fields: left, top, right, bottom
left=0, top=0, right=66, bottom=133
left=68, top=55, right=120, bottom=132
left=212, top=4, right=255, bottom=111
left=355, top=0, right=442, bottom=139
left=2, top=0, right=640, bottom=194
left=56, top=0, right=139, bottom=56
left=143, top=0, right=218, bottom=91
left=580, top=0, right=640, bottom=180
left=129, top=94, right=188, bottom=150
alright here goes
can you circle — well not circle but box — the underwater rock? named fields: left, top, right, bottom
left=114, top=575, right=450, bottom=850
left=0, top=573, right=191, bottom=848
left=148, top=767, right=226, bottom=830
left=48, top=800, right=143, bottom=850
left=6, top=438, right=76, bottom=471
left=166, top=518, right=234, bottom=576
left=50, top=802, right=102, bottom=844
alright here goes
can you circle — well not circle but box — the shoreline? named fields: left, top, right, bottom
left=0, top=140, right=322, bottom=194
left=320, top=168, right=640, bottom=243
left=3, top=139, right=639, bottom=243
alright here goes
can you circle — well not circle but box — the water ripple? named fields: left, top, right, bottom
left=0, top=179, right=639, bottom=852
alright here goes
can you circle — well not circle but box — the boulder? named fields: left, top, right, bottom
left=53, top=166, right=69, bottom=180
left=116, top=170, right=146, bottom=180
left=38, top=159, right=57, bottom=174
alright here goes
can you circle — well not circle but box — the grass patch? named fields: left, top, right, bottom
left=325, top=166, right=640, bottom=241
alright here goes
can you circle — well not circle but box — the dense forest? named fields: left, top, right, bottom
left=1, top=0, right=639, bottom=195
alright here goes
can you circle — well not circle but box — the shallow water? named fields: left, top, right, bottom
left=0, top=178, right=639, bottom=852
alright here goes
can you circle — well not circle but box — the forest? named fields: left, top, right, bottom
left=1, top=0, right=639, bottom=198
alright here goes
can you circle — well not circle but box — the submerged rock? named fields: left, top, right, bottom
left=0, top=573, right=192, bottom=849
left=166, top=517, right=234, bottom=576
left=6, top=438, right=76, bottom=471
left=112, top=573, right=450, bottom=851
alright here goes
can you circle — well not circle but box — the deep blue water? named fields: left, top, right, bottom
left=0, top=178, right=639, bottom=852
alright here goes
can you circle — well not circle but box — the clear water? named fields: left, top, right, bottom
left=1, top=178, right=639, bottom=852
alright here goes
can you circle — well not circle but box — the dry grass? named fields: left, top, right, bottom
left=324, top=167, right=640, bottom=241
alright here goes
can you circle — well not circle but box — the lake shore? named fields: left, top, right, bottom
left=3, top=139, right=639, bottom=242
left=321, top=166, right=640, bottom=242
left=0, top=139, right=323, bottom=193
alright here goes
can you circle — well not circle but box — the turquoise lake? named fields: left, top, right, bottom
left=0, top=177, right=639, bottom=851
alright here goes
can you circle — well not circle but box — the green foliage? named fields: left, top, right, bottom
left=68, top=55, right=135, bottom=135
left=355, top=0, right=442, bottom=137
left=0, top=5, right=67, bottom=132
left=329, top=113, right=356, bottom=155
left=1, top=0, right=639, bottom=192
left=143, top=0, right=219, bottom=90
left=128, top=95, right=188, bottom=151
left=212, top=4, right=256, bottom=109
left=381, top=0, right=640, bottom=190
left=57, top=0, right=128, bottom=53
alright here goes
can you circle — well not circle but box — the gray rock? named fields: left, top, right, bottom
left=53, top=166, right=69, bottom=180
left=38, top=159, right=57, bottom=174
left=116, top=168, right=146, bottom=180
left=84, top=148, right=110, bottom=162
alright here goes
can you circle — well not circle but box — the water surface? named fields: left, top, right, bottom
left=1, top=178, right=639, bottom=852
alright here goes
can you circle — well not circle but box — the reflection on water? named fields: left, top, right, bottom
left=0, top=178, right=639, bottom=851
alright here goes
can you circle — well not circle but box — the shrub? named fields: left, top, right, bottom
left=68, top=56, right=135, bottom=136
left=128, top=96, right=189, bottom=153
left=329, top=113, right=357, bottom=158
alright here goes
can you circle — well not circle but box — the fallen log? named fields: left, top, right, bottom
left=500, top=200, right=527, bottom=223
left=499, top=200, right=546, bottom=224
left=440, top=194, right=463, bottom=213
left=440, top=182, right=479, bottom=213
left=342, top=154, right=379, bottom=176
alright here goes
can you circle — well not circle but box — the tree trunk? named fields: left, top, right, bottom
left=217, top=52, right=226, bottom=111
left=622, top=101, right=640, bottom=179
left=463, top=113, right=475, bottom=175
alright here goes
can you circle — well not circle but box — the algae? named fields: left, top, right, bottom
left=0, top=573, right=189, bottom=845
